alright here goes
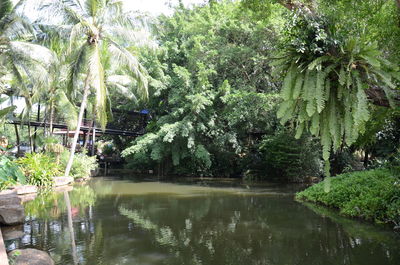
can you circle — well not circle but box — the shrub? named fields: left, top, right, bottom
left=60, top=151, right=98, bottom=179
left=258, top=131, right=322, bottom=182
left=296, top=168, right=400, bottom=226
left=16, top=153, right=61, bottom=187
left=0, top=155, right=26, bottom=190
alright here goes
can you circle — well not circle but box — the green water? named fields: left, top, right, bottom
left=5, top=177, right=400, bottom=265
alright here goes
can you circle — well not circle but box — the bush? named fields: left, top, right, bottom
left=258, top=131, right=322, bottom=182
left=0, top=155, right=26, bottom=190
left=60, top=151, right=98, bottom=179
left=296, top=168, right=400, bottom=226
left=16, top=153, right=61, bottom=187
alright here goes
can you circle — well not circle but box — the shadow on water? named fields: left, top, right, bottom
left=4, top=176, right=400, bottom=265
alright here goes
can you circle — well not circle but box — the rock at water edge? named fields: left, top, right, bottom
left=8, top=249, right=54, bottom=265
left=0, top=205, right=24, bottom=225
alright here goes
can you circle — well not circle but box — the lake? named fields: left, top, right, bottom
left=5, top=176, right=400, bottom=265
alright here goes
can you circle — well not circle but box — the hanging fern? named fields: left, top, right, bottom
left=275, top=38, right=399, bottom=175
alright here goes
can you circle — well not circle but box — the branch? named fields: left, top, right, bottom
left=277, top=0, right=315, bottom=16
left=366, top=86, right=400, bottom=108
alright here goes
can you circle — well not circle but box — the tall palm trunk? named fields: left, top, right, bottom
left=83, top=119, right=94, bottom=150
left=65, top=74, right=91, bottom=177
left=49, top=100, right=54, bottom=136
left=28, top=121, right=33, bottom=153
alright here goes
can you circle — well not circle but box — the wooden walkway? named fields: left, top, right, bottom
left=7, top=109, right=149, bottom=137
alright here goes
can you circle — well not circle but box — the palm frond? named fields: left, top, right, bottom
left=0, top=13, right=34, bottom=39
left=39, top=0, right=86, bottom=25
left=106, top=38, right=148, bottom=99
left=88, top=43, right=107, bottom=130
left=85, top=0, right=102, bottom=18
left=67, top=42, right=89, bottom=98
left=9, top=41, right=57, bottom=67
left=107, top=74, right=138, bottom=102
left=55, top=89, right=78, bottom=129
left=0, top=0, right=12, bottom=22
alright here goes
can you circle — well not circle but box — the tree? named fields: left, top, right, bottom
left=122, top=1, right=280, bottom=177
left=40, top=0, right=148, bottom=177
left=0, top=0, right=56, bottom=121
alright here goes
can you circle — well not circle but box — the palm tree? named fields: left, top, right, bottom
left=34, top=26, right=79, bottom=135
left=40, top=0, right=148, bottom=177
left=0, top=0, right=58, bottom=152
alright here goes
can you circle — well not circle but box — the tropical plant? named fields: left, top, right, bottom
left=274, top=12, right=400, bottom=174
left=39, top=0, right=149, bottom=177
left=0, top=0, right=56, bottom=116
left=0, top=96, right=15, bottom=124
left=259, top=130, right=322, bottom=182
left=0, top=154, right=26, bottom=190
left=16, top=152, right=61, bottom=186
left=59, top=150, right=97, bottom=179
left=123, top=1, right=280, bottom=177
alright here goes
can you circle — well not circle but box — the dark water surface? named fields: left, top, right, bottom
left=5, top=177, right=400, bottom=265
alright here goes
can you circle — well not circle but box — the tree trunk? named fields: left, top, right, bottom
left=91, top=126, right=96, bottom=156
left=14, top=124, right=20, bottom=154
left=83, top=120, right=94, bottom=150
left=49, top=100, right=54, bottom=136
left=64, top=74, right=91, bottom=177
left=28, top=121, right=33, bottom=153
left=33, top=102, right=40, bottom=152
left=363, top=148, right=369, bottom=168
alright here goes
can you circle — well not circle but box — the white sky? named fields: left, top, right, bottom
left=12, top=0, right=207, bottom=17
left=123, top=0, right=206, bottom=16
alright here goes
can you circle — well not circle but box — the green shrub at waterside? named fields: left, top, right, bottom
left=60, top=151, right=97, bottom=179
left=16, top=153, right=61, bottom=187
left=296, top=169, right=400, bottom=226
left=258, top=131, right=322, bottom=182
left=0, top=155, right=26, bottom=190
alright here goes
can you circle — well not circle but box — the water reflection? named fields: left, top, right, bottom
left=4, top=178, right=400, bottom=265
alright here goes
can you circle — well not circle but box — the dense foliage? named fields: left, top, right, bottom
left=0, top=0, right=399, bottom=184
left=258, top=131, right=321, bottom=182
left=0, top=155, right=25, bottom=190
left=296, top=169, right=400, bottom=227
left=16, top=153, right=61, bottom=187
left=122, top=2, right=282, bottom=177
left=60, top=151, right=98, bottom=179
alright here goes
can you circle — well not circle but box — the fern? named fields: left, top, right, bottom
left=315, top=70, right=325, bottom=113
left=274, top=36, right=399, bottom=176
left=338, top=66, right=346, bottom=86
left=281, top=65, right=295, bottom=100
left=292, top=74, right=304, bottom=99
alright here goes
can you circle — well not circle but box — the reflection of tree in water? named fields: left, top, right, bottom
left=10, top=184, right=400, bottom=265
left=24, top=186, right=96, bottom=220
left=118, top=195, right=400, bottom=265
left=118, top=197, right=272, bottom=265
left=13, top=186, right=102, bottom=264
